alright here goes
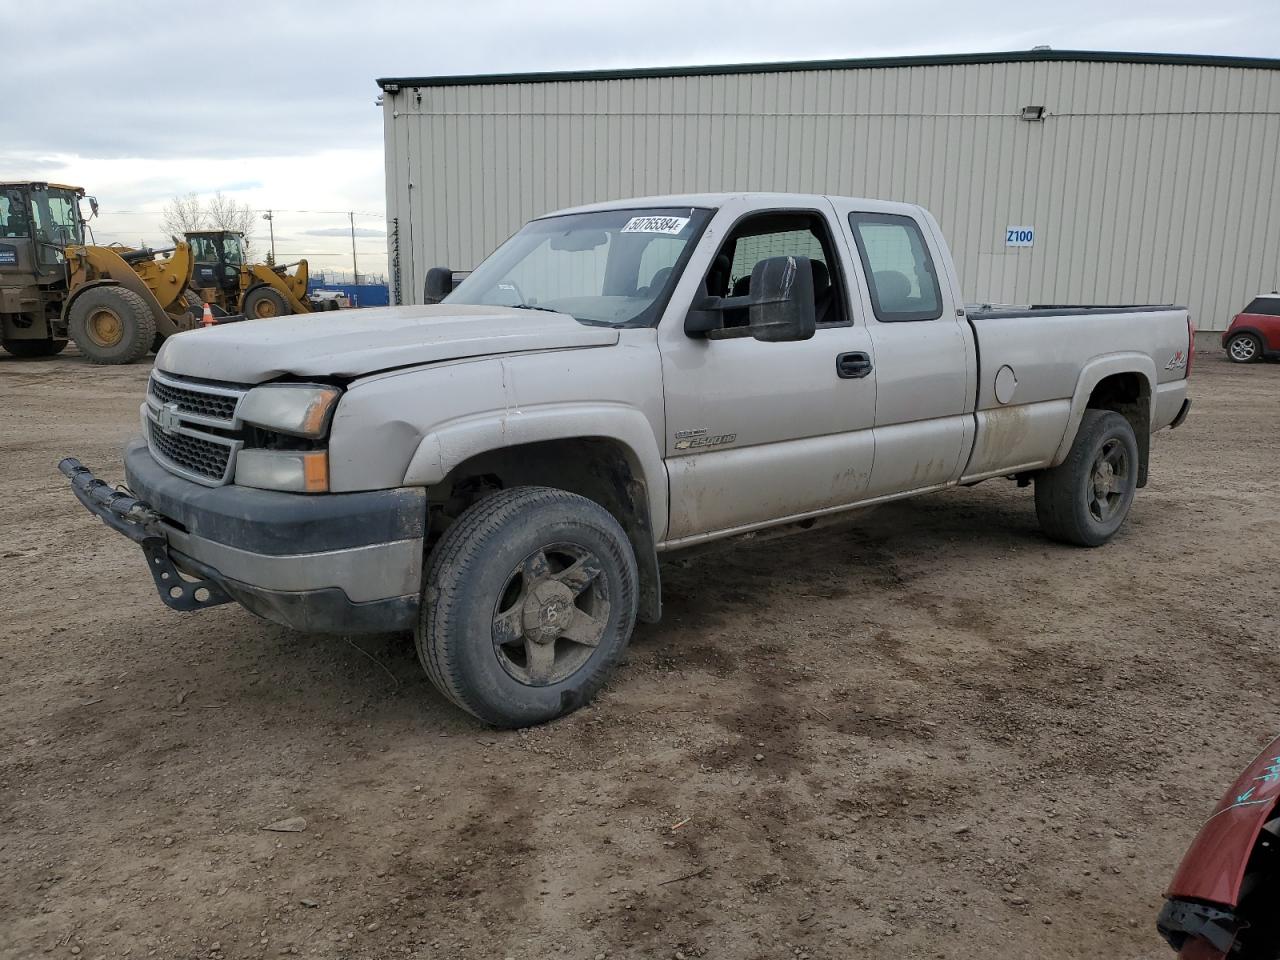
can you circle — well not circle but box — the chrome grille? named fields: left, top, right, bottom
left=144, top=372, right=248, bottom=486
left=149, top=377, right=238, bottom=421
left=147, top=419, right=234, bottom=483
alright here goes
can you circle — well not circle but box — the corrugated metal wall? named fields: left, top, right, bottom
left=383, top=58, right=1280, bottom=329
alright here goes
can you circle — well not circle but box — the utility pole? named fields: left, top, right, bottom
left=262, top=210, right=275, bottom=265
left=349, top=211, right=359, bottom=284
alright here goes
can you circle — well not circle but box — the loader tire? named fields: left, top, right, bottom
left=243, top=286, right=290, bottom=319
left=2, top=338, right=68, bottom=358
left=418, top=486, right=639, bottom=728
left=68, top=287, right=156, bottom=365
left=1034, top=409, right=1138, bottom=547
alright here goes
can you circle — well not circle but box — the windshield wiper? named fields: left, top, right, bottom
left=507, top=303, right=561, bottom=314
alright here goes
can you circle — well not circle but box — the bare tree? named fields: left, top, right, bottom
left=160, top=192, right=257, bottom=252
left=206, top=192, right=256, bottom=252
left=161, top=192, right=206, bottom=236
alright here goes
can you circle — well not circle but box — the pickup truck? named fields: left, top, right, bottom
left=62, top=193, right=1193, bottom=727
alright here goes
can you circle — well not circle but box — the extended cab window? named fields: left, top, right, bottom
left=849, top=213, right=943, bottom=323
left=707, top=212, right=846, bottom=326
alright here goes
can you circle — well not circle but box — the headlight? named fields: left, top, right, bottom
left=239, top=384, right=340, bottom=438
left=235, top=449, right=329, bottom=493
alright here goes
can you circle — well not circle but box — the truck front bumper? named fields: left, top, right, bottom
left=61, top=439, right=426, bottom=634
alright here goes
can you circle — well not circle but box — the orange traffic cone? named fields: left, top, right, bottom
left=201, top=302, right=215, bottom=327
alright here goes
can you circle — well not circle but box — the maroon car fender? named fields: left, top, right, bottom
left=1168, top=735, right=1280, bottom=906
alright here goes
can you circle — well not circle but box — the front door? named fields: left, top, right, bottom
left=658, top=200, right=877, bottom=544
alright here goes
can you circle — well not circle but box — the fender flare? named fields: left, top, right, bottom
left=402, top=401, right=670, bottom=543
left=1050, top=353, right=1156, bottom=467
left=1222, top=325, right=1266, bottom=344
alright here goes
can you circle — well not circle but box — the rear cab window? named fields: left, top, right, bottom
left=848, top=213, right=943, bottom=322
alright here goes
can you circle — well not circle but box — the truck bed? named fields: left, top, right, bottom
left=959, top=303, right=1191, bottom=483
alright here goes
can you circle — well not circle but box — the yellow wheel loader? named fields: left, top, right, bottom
left=186, top=230, right=336, bottom=319
left=63, top=242, right=202, bottom=362
left=1, top=181, right=201, bottom=364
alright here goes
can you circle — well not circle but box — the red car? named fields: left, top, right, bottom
left=1158, top=734, right=1280, bottom=958
left=1223, top=294, right=1280, bottom=363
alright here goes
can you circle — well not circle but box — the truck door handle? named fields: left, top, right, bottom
left=836, top=352, right=873, bottom=379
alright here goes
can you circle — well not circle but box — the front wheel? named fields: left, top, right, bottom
left=1226, top=333, right=1262, bottom=363
left=67, top=286, right=156, bottom=364
left=418, top=486, right=639, bottom=728
left=1034, top=409, right=1139, bottom=547
left=242, top=285, right=290, bottom=319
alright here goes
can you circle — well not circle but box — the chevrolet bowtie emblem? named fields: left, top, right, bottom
left=157, top=402, right=182, bottom=435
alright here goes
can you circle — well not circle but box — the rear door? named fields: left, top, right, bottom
left=657, top=197, right=877, bottom=544
left=829, top=200, right=975, bottom=497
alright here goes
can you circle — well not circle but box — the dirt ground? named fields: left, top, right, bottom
left=1, top=343, right=1276, bottom=960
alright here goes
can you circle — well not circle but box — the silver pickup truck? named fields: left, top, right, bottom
left=62, top=193, right=1193, bottom=727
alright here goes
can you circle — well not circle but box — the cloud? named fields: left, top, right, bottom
left=1, top=0, right=1273, bottom=264
left=305, top=227, right=386, bottom=237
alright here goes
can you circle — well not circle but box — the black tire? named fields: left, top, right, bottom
left=242, top=285, right=290, bottom=319
left=1035, top=409, right=1139, bottom=547
left=67, top=287, right=156, bottom=365
left=1226, top=332, right=1262, bottom=364
left=2, top=338, right=68, bottom=358
left=418, top=486, right=639, bottom=728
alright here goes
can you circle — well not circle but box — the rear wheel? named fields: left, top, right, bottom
left=2, top=338, right=68, bottom=358
left=1034, top=409, right=1139, bottom=547
left=418, top=486, right=639, bottom=728
left=1226, top=332, right=1262, bottom=363
left=67, top=287, right=156, bottom=365
left=243, top=286, right=289, bottom=319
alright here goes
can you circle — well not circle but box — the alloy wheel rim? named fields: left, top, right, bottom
left=87, top=308, right=124, bottom=347
left=1231, top=337, right=1256, bottom=361
left=491, top=542, right=610, bottom=687
left=1088, top=438, right=1128, bottom=523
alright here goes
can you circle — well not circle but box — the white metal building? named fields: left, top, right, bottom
left=378, top=49, right=1280, bottom=330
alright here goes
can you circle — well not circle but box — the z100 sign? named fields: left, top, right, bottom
left=1005, top=226, right=1034, bottom=247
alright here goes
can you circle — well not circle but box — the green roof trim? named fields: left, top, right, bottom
left=376, top=48, right=1280, bottom=90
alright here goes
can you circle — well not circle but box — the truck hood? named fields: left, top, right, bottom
left=154, top=304, right=620, bottom=383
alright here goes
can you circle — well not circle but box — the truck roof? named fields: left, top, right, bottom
left=545, top=192, right=923, bottom=218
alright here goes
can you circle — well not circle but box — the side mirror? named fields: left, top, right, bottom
left=691, top=255, right=817, bottom=342
left=423, top=266, right=454, bottom=304
left=87, top=196, right=100, bottom=218
left=746, top=255, right=816, bottom=342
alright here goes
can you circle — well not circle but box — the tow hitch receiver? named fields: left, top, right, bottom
left=58, top=458, right=231, bottom=612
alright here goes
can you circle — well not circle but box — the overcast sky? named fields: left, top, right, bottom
left=3, top=0, right=1276, bottom=279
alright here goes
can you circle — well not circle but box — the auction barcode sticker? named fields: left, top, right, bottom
left=621, top=216, right=690, bottom=235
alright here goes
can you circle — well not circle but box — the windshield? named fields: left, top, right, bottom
left=29, top=187, right=83, bottom=247
left=447, top=206, right=712, bottom=327
left=223, top=235, right=244, bottom=266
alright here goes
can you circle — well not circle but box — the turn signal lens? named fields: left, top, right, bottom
left=235, top=449, right=329, bottom=493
